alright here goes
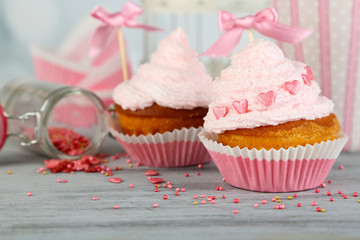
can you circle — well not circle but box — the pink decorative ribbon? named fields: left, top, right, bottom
left=89, top=1, right=162, bottom=58
left=201, top=7, right=312, bottom=57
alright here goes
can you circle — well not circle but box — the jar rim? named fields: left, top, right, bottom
left=39, top=86, right=108, bottom=159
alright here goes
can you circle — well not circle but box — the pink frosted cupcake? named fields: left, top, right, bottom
left=110, top=28, right=213, bottom=167
left=199, top=39, right=347, bottom=192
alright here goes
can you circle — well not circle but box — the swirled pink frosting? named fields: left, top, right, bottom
left=204, top=39, right=334, bottom=133
left=113, top=28, right=213, bottom=111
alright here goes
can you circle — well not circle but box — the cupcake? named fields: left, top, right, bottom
left=110, top=28, right=213, bottom=167
left=199, top=39, right=347, bottom=192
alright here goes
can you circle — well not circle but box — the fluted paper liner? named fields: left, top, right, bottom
left=109, top=126, right=211, bottom=168
left=198, top=130, right=348, bottom=192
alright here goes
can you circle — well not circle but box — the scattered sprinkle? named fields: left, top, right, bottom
left=163, top=195, right=168, bottom=200
left=338, top=165, right=344, bottom=170
left=153, top=203, right=158, bottom=208
left=233, top=209, right=238, bottom=214
left=254, top=203, right=259, bottom=208
left=312, top=201, right=317, bottom=206
left=297, top=203, right=301, bottom=207
left=114, top=204, right=119, bottom=209
left=27, top=192, right=32, bottom=196
left=233, top=198, right=239, bottom=203
left=93, top=196, right=97, bottom=201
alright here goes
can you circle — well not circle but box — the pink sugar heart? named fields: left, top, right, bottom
left=305, top=65, right=314, bottom=81
left=149, top=177, right=164, bottom=184
left=258, top=91, right=276, bottom=107
left=108, top=177, right=122, bottom=184
left=144, top=169, right=159, bottom=176
left=302, top=73, right=312, bottom=86
left=284, top=80, right=301, bottom=95
left=213, top=106, right=228, bottom=120
left=232, top=99, right=248, bottom=114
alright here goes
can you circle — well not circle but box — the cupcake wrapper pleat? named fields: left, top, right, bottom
left=198, top=130, right=348, bottom=192
left=110, top=127, right=211, bottom=167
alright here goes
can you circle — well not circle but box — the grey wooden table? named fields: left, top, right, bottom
left=0, top=137, right=359, bottom=240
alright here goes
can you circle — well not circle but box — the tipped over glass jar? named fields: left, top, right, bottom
left=0, top=78, right=108, bottom=159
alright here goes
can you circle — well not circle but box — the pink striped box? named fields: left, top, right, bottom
left=30, top=16, right=131, bottom=126
left=275, top=0, right=360, bottom=151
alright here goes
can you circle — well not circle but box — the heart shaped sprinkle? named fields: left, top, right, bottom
left=302, top=73, right=312, bottom=86
left=258, top=91, right=276, bottom=107
left=232, top=99, right=248, bottom=114
left=213, top=106, right=228, bottom=120
left=149, top=177, right=165, bottom=184
left=305, top=65, right=314, bottom=81
left=145, top=169, right=159, bottom=176
left=108, top=177, right=122, bottom=184
left=284, top=80, right=301, bottom=95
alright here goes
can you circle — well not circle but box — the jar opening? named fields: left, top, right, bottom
left=41, top=87, right=107, bottom=159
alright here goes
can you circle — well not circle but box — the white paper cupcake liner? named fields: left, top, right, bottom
left=109, top=125, right=211, bottom=168
left=198, top=130, right=348, bottom=192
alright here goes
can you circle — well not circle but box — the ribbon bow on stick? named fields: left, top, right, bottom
left=201, top=8, right=312, bottom=57
left=89, top=1, right=162, bottom=81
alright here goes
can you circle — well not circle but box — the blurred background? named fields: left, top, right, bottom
left=0, top=0, right=270, bottom=87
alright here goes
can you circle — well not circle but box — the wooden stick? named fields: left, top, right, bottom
left=117, top=28, right=128, bottom=82
left=248, top=29, right=254, bottom=42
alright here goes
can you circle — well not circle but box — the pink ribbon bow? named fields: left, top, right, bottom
left=89, top=1, right=162, bottom=58
left=201, top=8, right=312, bottom=57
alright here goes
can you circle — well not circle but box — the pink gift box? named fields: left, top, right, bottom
left=29, top=17, right=132, bottom=126
left=275, top=0, right=360, bottom=151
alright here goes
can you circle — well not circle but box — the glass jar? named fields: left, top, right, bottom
left=0, top=78, right=108, bottom=159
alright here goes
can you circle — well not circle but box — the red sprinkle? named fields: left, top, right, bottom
left=320, top=183, right=326, bottom=188
left=338, top=165, right=344, bottom=170
left=153, top=203, right=158, bottom=208
left=343, top=195, right=348, bottom=199
left=330, top=198, right=334, bottom=202
left=312, top=201, right=317, bottom=206
left=275, top=205, right=280, bottom=209
left=93, top=196, right=98, bottom=201
left=163, top=195, right=168, bottom=200
left=233, top=198, right=239, bottom=203
left=327, top=191, right=332, bottom=196
left=114, top=204, right=119, bottom=209
left=353, top=192, right=358, bottom=197
left=63, top=179, right=68, bottom=183
left=185, top=173, right=189, bottom=177
left=279, top=204, right=285, bottom=209
left=201, top=200, right=206, bottom=204
left=297, top=203, right=301, bottom=207
left=261, top=199, right=267, bottom=204
left=222, top=178, right=226, bottom=182
left=193, top=195, right=198, bottom=199
left=108, top=177, right=122, bottom=184
left=316, top=207, right=321, bottom=212
left=154, top=188, right=159, bottom=192
left=293, top=193, right=298, bottom=198
left=175, top=192, right=179, bottom=196
left=254, top=203, right=259, bottom=208
left=271, top=198, right=276, bottom=202
left=196, top=172, right=200, bottom=176
left=328, top=180, right=332, bottom=184
left=129, top=184, right=134, bottom=188
left=181, top=188, right=185, bottom=192
left=219, top=187, right=224, bottom=191
left=48, top=127, right=90, bottom=156
left=144, top=169, right=159, bottom=176
left=233, top=209, right=238, bottom=214
left=176, top=188, right=180, bottom=192
left=27, top=192, right=32, bottom=196
left=57, top=178, right=62, bottom=183
left=222, top=195, right=226, bottom=199
left=198, top=164, right=202, bottom=169
left=338, top=190, right=342, bottom=194
left=201, top=194, right=205, bottom=198
left=315, top=189, right=320, bottom=193
left=216, top=186, right=220, bottom=190
left=211, top=200, right=216, bottom=204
